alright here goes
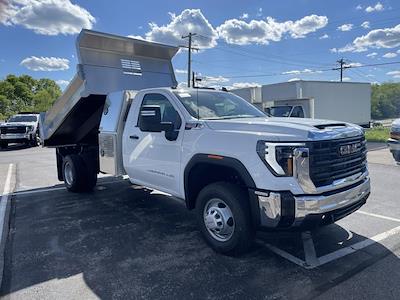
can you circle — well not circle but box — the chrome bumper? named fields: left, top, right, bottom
left=256, top=176, right=370, bottom=228
left=388, top=138, right=400, bottom=151
left=0, top=133, right=30, bottom=140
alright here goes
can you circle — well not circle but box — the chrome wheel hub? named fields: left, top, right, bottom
left=64, top=162, right=73, bottom=186
left=203, top=198, right=235, bottom=242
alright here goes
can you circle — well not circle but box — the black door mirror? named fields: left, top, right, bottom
left=138, top=105, right=174, bottom=132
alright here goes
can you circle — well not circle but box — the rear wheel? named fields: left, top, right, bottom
left=196, top=182, right=255, bottom=255
left=63, top=154, right=97, bottom=192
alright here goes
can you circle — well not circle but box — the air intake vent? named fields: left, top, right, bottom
left=120, top=59, right=142, bottom=76
left=315, top=123, right=347, bottom=130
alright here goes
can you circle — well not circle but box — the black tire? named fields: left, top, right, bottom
left=0, top=142, right=8, bottom=149
left=195, top=182, right=255, bottom=255
left=62, top=154, right=97, bottom=192
left=393, top=151, right=400, bottom=162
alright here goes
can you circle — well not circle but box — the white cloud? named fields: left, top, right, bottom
left=127, top=35, right=146, bottom=40
left=319, top=34, right=329, bottom=39
left=56, top=79, right=70, bottom=86
left=383, top=52, right=397, bottom=58
left=257, top=8, right=263, bottom=17
left=356, top=4, right=363, bottom=10
left=337, top=24, right=353, bottom=32
left=387, top=70, right=400, bottom=78
left=282, top=68, right=322, bottom=75
left=239, top=13, right=248, bottom=20
left=229, top=82, right=261, bottom=89
left=175, top=68, right=187, bottom=74
left=361, top=21, right=370, bottom=29
left=398, top=49, right=400, bottom=53
left=217, top=14, right=328, bottom=45
left=365, top=2, right=384, bottom=13
left=20, top=56, right=69, bottom=71
left=288, top=15, right=328, bottom=38
left=288, top=78, right=301, bottom=82
left=345, top=62, right=363, bottom=67
left=144, top=9, right=218, bottom=48
left=1, top=0, right=95, bottom=35
left=342, top=77, right=352, bottom=81
left=366, top=52, right=378, bottom=57
left=334, top=24, right=400, bottom=53
left=202, top=75, right=229, bottom=84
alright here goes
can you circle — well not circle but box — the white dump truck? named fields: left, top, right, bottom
left=41, top=30, right=370, bottom=254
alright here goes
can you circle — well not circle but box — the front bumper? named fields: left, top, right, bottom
left=0, top=133, right=32, bottom=141
left=387, top=138, right=400, bottom=152
left=255, top=176, right=370, bottom=229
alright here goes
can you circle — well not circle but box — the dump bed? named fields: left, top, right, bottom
left=40, top=29, right=178, bottom=147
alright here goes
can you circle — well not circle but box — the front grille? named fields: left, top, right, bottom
left=307, top=136, right=367, bottom=187
left=0, top=126, right=27, bottom=134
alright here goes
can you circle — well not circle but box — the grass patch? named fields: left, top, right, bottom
left=365, top=127, right=390, bottom=143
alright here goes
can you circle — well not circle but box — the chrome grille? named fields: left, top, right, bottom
left=307, top=136, right=367, bottom=187
left=1, top=126, right=27, bottom=134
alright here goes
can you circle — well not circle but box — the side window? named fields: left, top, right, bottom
left=139, top=93, right=182, bottom=130
left=291, top=106, right=305, bottom=118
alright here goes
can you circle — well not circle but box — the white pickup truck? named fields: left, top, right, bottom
left=41, top=30, right=370, bottom=254
left=0, top=113, right=40, bottom=149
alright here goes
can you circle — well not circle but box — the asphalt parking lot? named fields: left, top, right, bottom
left=0, top=143, right=399, bottom=299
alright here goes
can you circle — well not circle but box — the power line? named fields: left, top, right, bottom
left=215, top=61, right=400, bottom=79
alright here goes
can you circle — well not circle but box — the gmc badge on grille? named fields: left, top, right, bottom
left=339, top=142, right=361, bottom=156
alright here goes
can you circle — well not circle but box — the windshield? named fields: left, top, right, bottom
left=267, top=106, right=293, bottom=117
left=173, top=90, right=266, bottom=120
left=8, top=115, right=37, bottom=123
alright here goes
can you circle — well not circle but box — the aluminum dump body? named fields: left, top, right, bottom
left=40, top=29, right=178, bottom=146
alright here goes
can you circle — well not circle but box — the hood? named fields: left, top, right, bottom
left=0, top=122, right=36, bottom=127
left=205, top=117, right=364, bottom=142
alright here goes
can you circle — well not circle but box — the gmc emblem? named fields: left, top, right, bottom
left=339, top=143, right=361, bottom=156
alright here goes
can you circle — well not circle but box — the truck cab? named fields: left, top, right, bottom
left=40, top=30, right=370, bottom=255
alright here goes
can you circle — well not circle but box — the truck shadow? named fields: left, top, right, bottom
left=0, top=144, right=33, bottom=152
left=2, top=178, right=400, bottom=299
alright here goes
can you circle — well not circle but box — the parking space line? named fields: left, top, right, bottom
left=0, top=164, right=13, bottom=235
left=317, top=225, right=400, bottom=267
left=263, top=243, right=308, bottom=268
left=356, top=210, right=400, bottom=223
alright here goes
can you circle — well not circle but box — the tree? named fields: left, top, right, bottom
left=371, top=83, right=400, bottom=119
left=0, top=74, right=62, bottom=118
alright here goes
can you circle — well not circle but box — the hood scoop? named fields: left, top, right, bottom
left=314, top=123, right=347, bottom=130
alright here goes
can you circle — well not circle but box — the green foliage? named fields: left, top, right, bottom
left=0, top=74, right=61, bottom=119
left=371, top=83, right=400, bottom=120
left=365, top=127, right=390, bottom=143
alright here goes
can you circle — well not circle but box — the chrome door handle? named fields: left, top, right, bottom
left=129, top=135, right=139, bottom=140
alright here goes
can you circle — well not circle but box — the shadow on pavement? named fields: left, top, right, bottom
left=1, top=178, right=400, bottom=299
left=0, top=144, right=33, bottom=152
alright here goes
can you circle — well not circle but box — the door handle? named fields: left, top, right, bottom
left=129, top=135, right=139, bottom=140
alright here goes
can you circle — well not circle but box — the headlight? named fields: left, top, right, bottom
left=256, top=141, right=305, bottom=176
left=27, top=125, right=34, bottom=131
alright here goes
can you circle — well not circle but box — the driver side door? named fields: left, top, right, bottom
left=123, top=93, right=183, bottom=196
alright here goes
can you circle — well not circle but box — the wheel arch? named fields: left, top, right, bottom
left=183, top=154, right=256, bottom=210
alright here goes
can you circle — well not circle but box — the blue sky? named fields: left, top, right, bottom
left=0, top=0, right=399, bottom=89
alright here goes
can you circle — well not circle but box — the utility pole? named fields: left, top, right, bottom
left=192, top=71, right=196, bottom=88
left=182, top=32, right=197, bottom=87
left=333, top=58, right=350, bottom=82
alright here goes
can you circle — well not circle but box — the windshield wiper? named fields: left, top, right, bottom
left=203, top=115, right=265, bottom=120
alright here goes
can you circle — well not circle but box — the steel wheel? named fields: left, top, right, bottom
left=203, top=198, right=235, bottom=242
left=64, top=161, right=74, bottom=186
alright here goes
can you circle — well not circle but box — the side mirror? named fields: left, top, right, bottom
left=138, top=105, right=174, bottom=132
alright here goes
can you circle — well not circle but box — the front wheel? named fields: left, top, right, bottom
left=196, top=182, right=255, bottom=255
left=0, top=141, right=8, bottom=149
left=393, top=151, right=400, bottom=162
